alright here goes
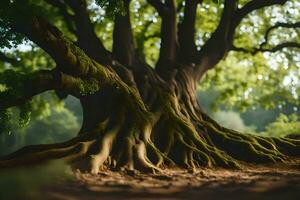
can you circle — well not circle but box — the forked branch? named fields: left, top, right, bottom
left=261, top=22, right=300, bottom=46
left=66, top=0, right=112, bottom=65
left=231, top=21, right=300, bottom=54
left=233, top=0, right=288, bottom=27
left=194, top=0, right=290, bottom=81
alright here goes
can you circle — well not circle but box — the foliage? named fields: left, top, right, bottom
left=262, top=113, right=300, bottom=137
left=199, top=51, right=300, bottom=111
left=198, top=89, right=299, bottom=133
left=0, top=110, right=12, bottom=135
left=0, top=161, right=74, bottom=199
left=0, top=94, right=81, bottom=156
left=212, top=111, right=256, bottom=133
left=95, top=0, right=126, bottom=18
left=79, top=78, right=101, bottom=96
left=197, top=0, right=300, bottom=110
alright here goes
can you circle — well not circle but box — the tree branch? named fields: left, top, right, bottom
left=263, top=42, right=300, bottom=52
left=112, top=0, right=135, bottom=67
left=0, top=69, right=101, bottom=110
left=9, top=15, right=114, bottom=82
left=234, top=0, right=288, bottom=27
left=194, top=0, right=289, bottom=81
left=178, top=0, right=202, bottom=63
left=261, top=22, right=300, bottom=46
left=231, top=21, right=300, bottom=54
left=11, top=18, right=79, bottom=73
left=227, top=0, right=289, bottom=51
left=0, top=70, right=57, bottom=109
left=45, top=0, right=76, bottom=34
left=147, top=0, right=178, bottom=79
left=194, top=0, right=237, bottom=80
left=66, top=0, right=112, bottom=65
left=0, top=51, right=19, bottom=65
left=0, top=15, right=135, bottom=110
left=231, top=42, right=300, bottom=54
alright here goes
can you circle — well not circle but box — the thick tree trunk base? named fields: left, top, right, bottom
left=0, top=66, right=299, bottom=173
left=0, top=84, right=299, bottom=174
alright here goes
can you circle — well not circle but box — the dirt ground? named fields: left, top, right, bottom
left=43, top=160, right=300, bottom=200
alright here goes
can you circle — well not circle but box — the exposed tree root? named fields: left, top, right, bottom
left=2, top=0, right=299, bottom=176
left=0, top=84, right=299, bottom=174
left=0, top=72, right=300, bottom=174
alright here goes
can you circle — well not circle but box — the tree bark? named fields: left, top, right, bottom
left=178, top=0, right=200, bottom=63
left=112, top=0, right=135, bottom=68
left=1, top=56, right=299, bottom=172
left=0, top=0, right=299, bottom=174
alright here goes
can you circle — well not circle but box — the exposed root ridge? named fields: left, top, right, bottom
left=0, top=93, right=299, bottom=174
left=197, top=114, right=300, bottom=163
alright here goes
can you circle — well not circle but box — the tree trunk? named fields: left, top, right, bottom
left=1, top=58, right=299, bottom=173
left=0, top=6, right=299, bottom=173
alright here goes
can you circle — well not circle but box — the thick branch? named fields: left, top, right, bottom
left=11, top=17, right=84, bottom=75
left=194, top=0, right=289, bottom=81
left=11, top=19, right=67, bottom=65
left=0, top=70, right=57, bottom=109
left=10, top=15, right=108, bottom=78
left=112, top=0, right=135, bottom=67
left=66, top=0, right=111, bottom=65
left=194, top=0, right=237, bottom=80
left=228, top=0, right=289, bottom=52
left=148, top=0, right=178, bottom=79
left=8, top=9, right=140, bottom=100
left=158, top=0, right=178, bottom=63
left=0, top=68, right=103, bottom=110
left=178, top=0, right=202, bottom=63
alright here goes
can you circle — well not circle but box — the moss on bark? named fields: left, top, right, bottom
left=0, top=82, right=299, bottom=173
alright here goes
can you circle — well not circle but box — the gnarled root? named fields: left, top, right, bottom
left=0, top=108, right=163, bottom=174
left=0, top=95, right=299, bottom=174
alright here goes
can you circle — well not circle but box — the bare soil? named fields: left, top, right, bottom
left=45, top=160, right=300, bottom=200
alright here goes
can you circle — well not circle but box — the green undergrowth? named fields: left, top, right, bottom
left=0, top=161, right=74, bottom=199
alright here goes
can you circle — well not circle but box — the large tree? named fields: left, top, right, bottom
left=0, top=0, right=299, bottom=173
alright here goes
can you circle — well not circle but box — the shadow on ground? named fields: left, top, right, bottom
left=1, top=161, right=299, bottom=200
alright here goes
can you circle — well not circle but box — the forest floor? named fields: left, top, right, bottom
left=1, top=160, right=300, bottom=200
